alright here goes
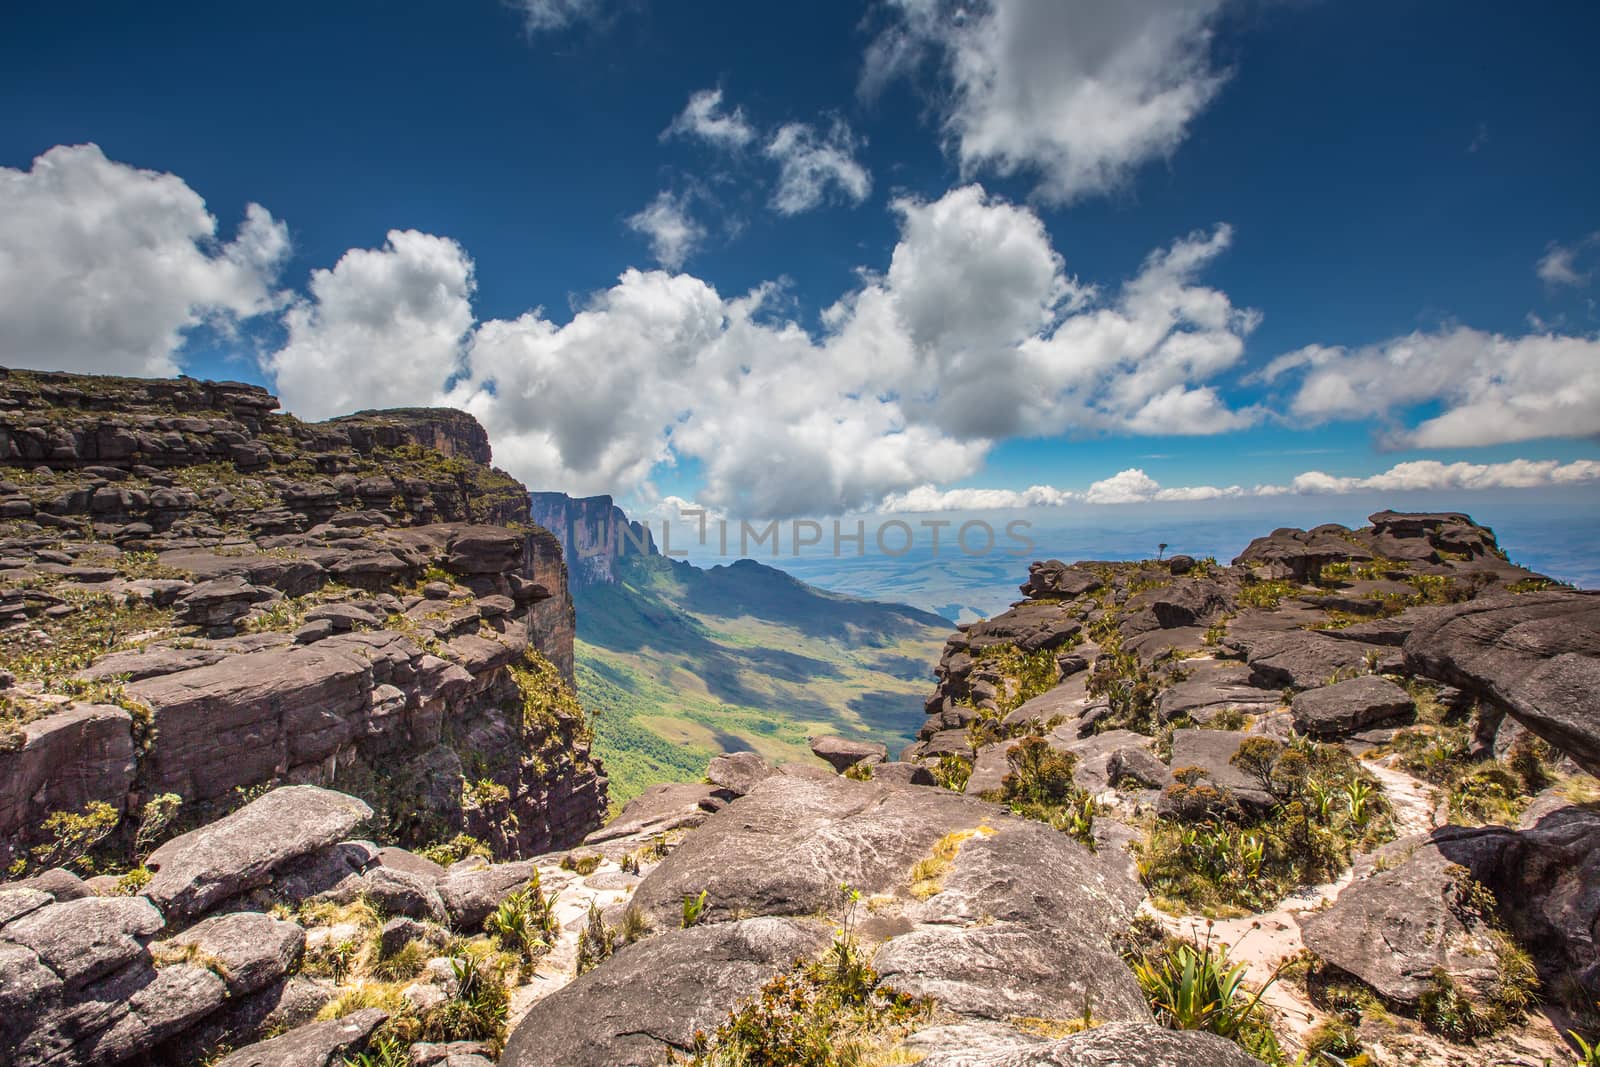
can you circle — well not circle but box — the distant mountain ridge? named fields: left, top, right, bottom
left=529, top=490, right=657, bottom=587
left=529, top=491, right=950, bottom=803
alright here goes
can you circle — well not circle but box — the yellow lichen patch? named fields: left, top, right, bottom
left=1010, top=1014, right=1100, bottom=1039
left=907, top=825, right=996, bottom=900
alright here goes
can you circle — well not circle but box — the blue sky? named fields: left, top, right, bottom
left=2, top=0, right=1598, bottom=522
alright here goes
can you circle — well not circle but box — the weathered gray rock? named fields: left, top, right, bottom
left=1404, top=590, right=1600, bottom=775
left=436, top=860, right=538, bottom=929
left=584, top=782, right=722, bottom=846
left=1019, top=560, right=1103, bottom=600
left=706, top=750, right=776, bottom=796
left=0, top=704, right=135, bottom=868
left=164, top=911, right=306, bottom=995
left=143, top=785, right=373, bottom=920
left=1291, top=675, right=1413, bottom=737
left=1302, top=828, right=1512, bottom=1005
left=360, top=866, right=448, bottom=924
left=918, top=1022, right=1265, bottom=1066
left=809, top=735, right=888, bottom=772
left=500, top=917, right=831, bottom=1067
left=868, top=761, right=938, bottom=787
left=1107, top=746, right=1168, bottom=789
left=0, top=895, right=163, bottom=989
left=174, top=575, right=279, bottom=627
left=1157, top=730, right=1274, bottom=819
left=1231, top=628, right=1393, bottom=690
left=213, top=1007, right=388, bottom=1067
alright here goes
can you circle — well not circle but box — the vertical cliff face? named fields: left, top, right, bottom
left=529, top=491, right=658, bottom=587
left=0, top=367, right=603, bottom=866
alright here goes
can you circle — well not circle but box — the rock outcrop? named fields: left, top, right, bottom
left=1403, top=589, right=1600, bottom=775
left=0, top=367, right=605, bottom=869
left=528, top=491, right=657, bottom=587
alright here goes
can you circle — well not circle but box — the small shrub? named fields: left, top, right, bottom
left=133, top=792, right=183, bottom=857
left=682, top=889, right=709, bottom=928
left=418, top=833, right=493, bottom=866
left=681, top=887, right=930, bottom=1066
left=421, top=954, right=510, bottom=1045
left=369, top=939, right=429, bottom=982
left=1132, top=926, right=1282, bottom=1061
left=29, top=800, right=121, bottom=874
left=575, top=902, right=616, bottom=975
left=560, top=852, right=603, bottom=876
left=929, top=755, right=971, bottom=793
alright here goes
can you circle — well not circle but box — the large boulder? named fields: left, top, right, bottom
left=1403, top=590, right=1600, bottom=775
left=1229, top=628, right=1395, bottom=690
left=1301, top=827, right=1514, bottom=1006
left=161, top=911, right=305, bottom=996
left=143, top=786, right=373, bottom=920
left=213, top=1008, right=389, bottom=1067
left=1019, top=560, right=1103, bottom=600
left=0, top=703, right=135, bottom=868
left=500, top=917, right=831, bottom=1067
left=875, top=818, right=1149, bottom=1027
left=706, top=750, right=776, bottom=795
left=1290, top=675, right=1413, bottom=737
left=127, top=645, right=374, bottom=802
left=809, top=735, right=888, bottom=773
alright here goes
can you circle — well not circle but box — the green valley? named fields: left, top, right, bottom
left=573, top=553, right=949, bottom=806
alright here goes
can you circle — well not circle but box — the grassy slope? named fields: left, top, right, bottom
left=577, top=555, right=949, bottom=807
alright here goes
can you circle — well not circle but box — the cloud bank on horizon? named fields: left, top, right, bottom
left=1, top=1, right=1597, bottom=519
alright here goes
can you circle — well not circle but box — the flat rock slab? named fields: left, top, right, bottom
left=918, top=1022, right=1266, bottom=1066
left=1302, top=826, right=1514, bottom=1005
left=1291, top=674, right=1413, bottom=738
left=1159, top=729, right=1273, bottom=817
left=1, top=895, right=163, bottom=990
left=500, top=917, right=830, bottom=1067
left=706, top=750, right=776, bottom=795
left=1404, top=590, right=1600, bottom=775
left=584, top=782, right=724, bottom=847
left=1231, top=628, right=1394, bottom=690
left=628, top=774, right=1053, bottom=928
left=214, top=1007, right=388, bottom=1067
left=144, top=785, right=372, bottom=921
left=809, top=735, right=887, bottom=772
left=164, top=912, right=306, bottom=996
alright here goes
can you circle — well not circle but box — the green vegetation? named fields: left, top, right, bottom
left=973, top=640, right=1071, bottom=715
left=484, top=880, right=560, bottom=976
left=575, top=553, right=946, bottom=805
left=908, top=826, right=994, bottom=900
left=1413, top=868, right=1540, bottom=1040
left=682, top=889, right=710, bottom=928
left=1132, top=926, right=1283, bottom=1064
left=928, top=754, right=972, bottom=793
left=1086, top=637, right=1160, bottom=735
left=984, top=737, right=1096, bottom=847
left=1236, top=579, right=1298, bottom=610
left=14, top=800, right=121, bottom=877
left=1138, top=735, right=1394, bottom=913
left=1382, top=684, right=1554, bottom=827
left=509, top=648, right=590, bottom=742
left=679, top=886, right=931, bottom=1066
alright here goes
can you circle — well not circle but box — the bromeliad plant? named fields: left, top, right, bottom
left=1133, top=924, right=1282, bottom=1060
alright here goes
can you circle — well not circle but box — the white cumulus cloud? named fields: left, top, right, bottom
left=626, top=190, right=705, bottom=269
left=663, top=88, right=757, bottom=149
left=1257, top=327, right=1600, bottom=448
left=0, top=143, right=288, bottom=377
left=866, top=0, right=1231, bottom=203
left=267, top=183, right=1258, bottom=516
left=1536, top=233, right=1597, bottom=288
left=267, top=230, right=475, bottom=421
left=764, top=119, right=872, bottom=215
left=881, top=458, right=1600, bottom=512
